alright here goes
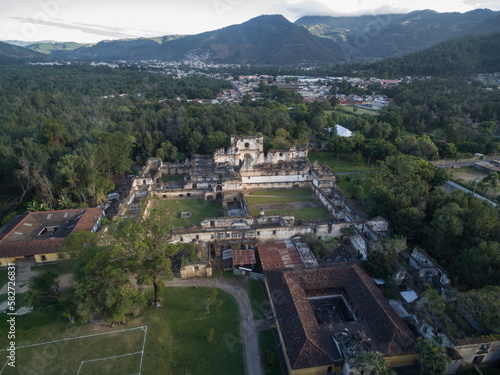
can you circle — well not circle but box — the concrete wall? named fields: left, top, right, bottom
left=172, top=222, right=352, bottom=245
left=0, top=257, right=22, bottom=267
left=34, top=253, right=60, bottom=263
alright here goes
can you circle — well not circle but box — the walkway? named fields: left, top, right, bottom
left=164, top=277, right=265, bottom=375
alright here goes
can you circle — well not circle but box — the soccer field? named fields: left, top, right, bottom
left=0, top=326, right=147, bottom=375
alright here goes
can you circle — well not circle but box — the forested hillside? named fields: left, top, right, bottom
left=296, top=9, right=500, bottom=60
left=368, top=32, right=500, bottom=77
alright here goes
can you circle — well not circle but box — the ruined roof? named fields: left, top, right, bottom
left=265, top=264, right=416, bottom=370
left=232, top=249, right=256, bottom=266
left=257, top=240, right=302, bottom=270
left=0, top=207, right=104, bottom=258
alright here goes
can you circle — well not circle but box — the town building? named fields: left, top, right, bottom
left=0, top=207, right=104, bottom=266
left=264, top=264, right=418, bottom=375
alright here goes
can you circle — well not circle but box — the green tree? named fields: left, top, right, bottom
left=71, top=245, right=141, bottom=323
left=416, top=338, right=451, bottom=375
left=456, top=286, right=500, bottom=333
left=362, top=251, right=392, bottom=279
left=109, top=206, right=180, bottom=306
left=205, top=287, right=223, bottom=314
left=354, top=351, right=395, bottom=375
left=25, top=271, right=61, bottom=312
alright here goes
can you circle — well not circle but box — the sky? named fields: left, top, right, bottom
left=1, top=0, right=499, bottom=43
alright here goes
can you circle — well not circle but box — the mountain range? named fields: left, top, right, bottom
left=1, top=10, right=500, bottom=68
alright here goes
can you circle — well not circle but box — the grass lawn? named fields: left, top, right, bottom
left=336, top=176, right=371, bottom=199
left=245, top=279, right=267, bottom=320
left=342, top=105, right=379, bottom=116
left=0, top=269, right=8, bottom=287
left=0, top=287, right=244, bottom=375
left=247, top=189, right=312, bottom=197
left=308, top=152, right=371, bottom=174
left=151, top=199, right=219, bottom=227
left=259, top=330, right=282, bottom=375
left=161, top=175, right=184, bottom=183
left=245, top=192, right=330, bottom=221
left=451, top=166, right=489, bottom=185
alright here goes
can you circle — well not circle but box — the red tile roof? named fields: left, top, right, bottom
left=265, top=264, right=416, bottom=370
left=232, top=249, right=256, bottom=265
left=0, top=207, right=104, bottom=258
left=257, top=240, right=302, bottom=270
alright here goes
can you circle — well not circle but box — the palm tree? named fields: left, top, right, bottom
left=354, top=352, right=395, bottom=375
left=416, top=337, right=451, bottom=375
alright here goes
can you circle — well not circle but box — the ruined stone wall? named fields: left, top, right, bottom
left=180, top=262, right=213, bottom=279
left=171, top=222, right=354, bottom=245
left=151, top=190, right=206, bottom=199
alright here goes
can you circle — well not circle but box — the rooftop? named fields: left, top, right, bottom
left=0, top=208, right=104, bottom=258
left=232, top=249, right=256, bottom=265
left=265, top=264, right=416, bottom=370
left=257, top=240, right=302, bottom=270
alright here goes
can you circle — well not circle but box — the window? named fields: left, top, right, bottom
left=194, top=266, right=199, bottom=272
left=38, top=227, right=59, bottom=236
left=41, top=255, right=47, bottom=261
left=273, top=230, right=276, bottom=235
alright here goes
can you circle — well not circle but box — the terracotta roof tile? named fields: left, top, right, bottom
left=0, top=207, right=104, bottom=258
left=265, top=263, right=416, bottom=370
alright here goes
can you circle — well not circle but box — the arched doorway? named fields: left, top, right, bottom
left=243, top=154, right=253, bottom=171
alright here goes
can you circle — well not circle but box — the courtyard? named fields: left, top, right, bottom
left=245, top=189, right=330, bottom=221
left=150, top=199, right=220, bottom=227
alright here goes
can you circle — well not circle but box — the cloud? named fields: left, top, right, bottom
left=11, top=16, right=159, bottom=40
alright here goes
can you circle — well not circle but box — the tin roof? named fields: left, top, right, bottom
left=257, top=240, right=302, bottom=270
left=233, top=249, right=256, bottom=265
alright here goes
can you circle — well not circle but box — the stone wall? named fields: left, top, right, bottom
left=180, top=262, right=213, bottom=279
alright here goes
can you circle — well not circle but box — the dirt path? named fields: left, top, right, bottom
left=164, top=277, right=265, bottom=375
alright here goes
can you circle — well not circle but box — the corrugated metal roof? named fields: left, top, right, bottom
left=233, top=249, right=256, bottom=265
left=257, top=240, right=302, bottom=270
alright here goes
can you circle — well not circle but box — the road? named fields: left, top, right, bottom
left=164, top=277, right=265, bottom=375
left=431, top=157, right=500, bottom=169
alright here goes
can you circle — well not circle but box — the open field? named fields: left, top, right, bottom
left=151, top=199, right=219, bottom=227
left=452, top=166, right=489, bottom=185
left=245, top=189, right=329, bottom=221
left=341, top=105, right=379, bottom=116
left=308, top=153, right=371, bottom=174
left=0, top=287, right=244, bottom=375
